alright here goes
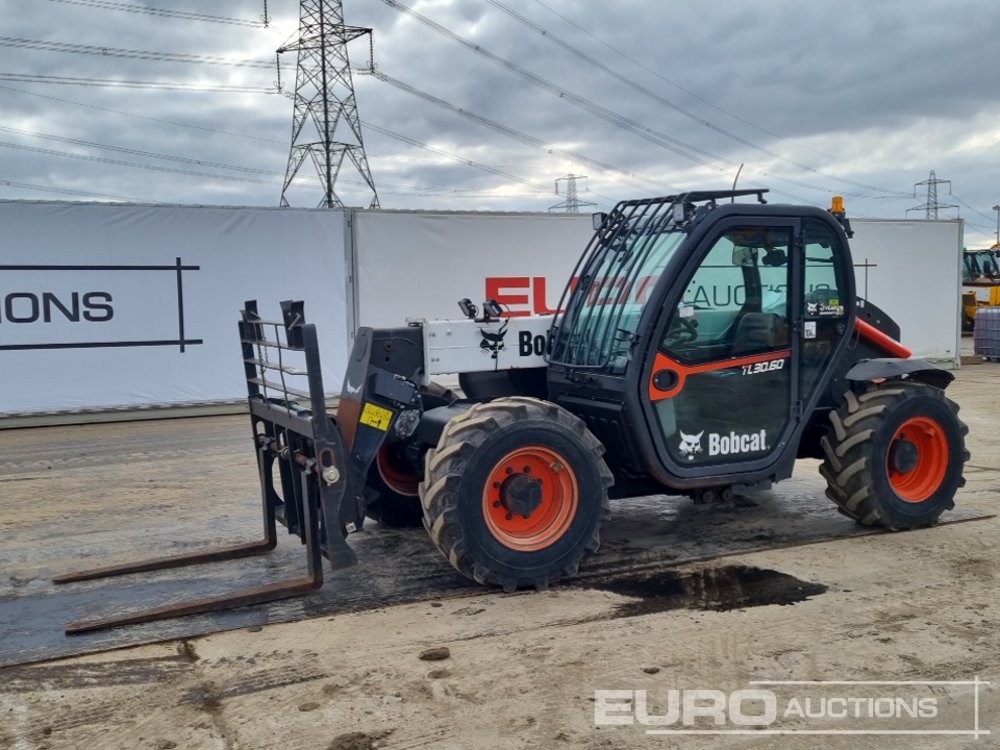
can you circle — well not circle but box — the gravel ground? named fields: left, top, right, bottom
left=1, top=360, right=997, bottom=749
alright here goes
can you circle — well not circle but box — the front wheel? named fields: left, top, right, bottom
left=420, top=397, right=612, bottom=591
left=819, top=381, right=969, bottom=529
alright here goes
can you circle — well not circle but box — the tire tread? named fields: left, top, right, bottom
left=419, top=396, right=612, bottom=591
left=820, top=381, right=968, bottom=530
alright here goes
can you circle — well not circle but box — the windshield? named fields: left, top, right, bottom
left=965, top=251, right=999, bottom=280
left=549, top=200, right=686, bottom=370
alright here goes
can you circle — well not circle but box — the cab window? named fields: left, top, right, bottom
left=662, top=226, right=791, bottom=364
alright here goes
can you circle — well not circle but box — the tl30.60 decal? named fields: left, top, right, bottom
left=741, top=358, right=786, bottom=376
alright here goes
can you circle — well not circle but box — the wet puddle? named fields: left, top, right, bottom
left=587, top=565, right=827, bottom=617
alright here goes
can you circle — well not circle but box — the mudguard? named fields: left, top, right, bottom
left=845, top=357, right=954, bottom=390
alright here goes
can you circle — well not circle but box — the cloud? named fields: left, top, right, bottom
left=0, top=0, right=997, bottom=244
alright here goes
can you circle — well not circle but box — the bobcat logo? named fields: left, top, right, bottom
left=806, top=301, right=819, bottom=316
left=678, top=430, right=704, bottom=461
left=479, top=320, right=509, bottom=368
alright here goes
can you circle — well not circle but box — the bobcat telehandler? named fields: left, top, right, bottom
left=58, top=190, right=968, bottom=633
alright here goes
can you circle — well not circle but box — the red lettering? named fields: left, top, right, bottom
left=589, top=277, right=629, bottom=306
left=532, top=276, right=563, bottom=315
left=485, top=275, right=588, bottom=316
left=635, top=275, right=658, bottom=304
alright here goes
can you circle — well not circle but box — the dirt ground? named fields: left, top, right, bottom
left=1, top=360, right=998, bottom=749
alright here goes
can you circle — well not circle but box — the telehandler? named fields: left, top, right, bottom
left=962, top=248, right=1000, bottom=330
left=58, top=190, right=968, bottom=633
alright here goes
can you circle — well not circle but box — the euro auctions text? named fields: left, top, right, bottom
left=594, top=679, right=990, bottom=738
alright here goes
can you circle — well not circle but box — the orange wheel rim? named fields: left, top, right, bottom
left=376, top=445, right=420, bottom=496
left=887, top=416, right=949, bottom=502
left=482, top=446, right=578, bottom=551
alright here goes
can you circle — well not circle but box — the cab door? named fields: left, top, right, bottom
left=646, top=219, right=800, bottom=474
left=800, top=217, right=852, bottom=403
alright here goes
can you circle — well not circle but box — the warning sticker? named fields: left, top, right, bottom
left=360, top=402, right=394, bottom=431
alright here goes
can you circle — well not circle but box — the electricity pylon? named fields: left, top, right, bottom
left=278, top=0, right=379, bottom=208
left=907, top=170, right=957, bottom=219
left=549, top=174, right=596, bottom=213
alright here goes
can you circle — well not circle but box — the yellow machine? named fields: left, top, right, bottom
left=962, top=247, right=1000, bottom=330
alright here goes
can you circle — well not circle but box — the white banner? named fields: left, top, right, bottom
left=354, top=211, right=962, bottom=366
left=0, top=204, right=961, bottom=417
left=0, top=203, right=350, bottom=415
left=850, top=219, right=962, bottom=366
left=353, top=210, right=593, bottom=327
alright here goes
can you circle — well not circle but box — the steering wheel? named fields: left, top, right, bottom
left=663, top=315, right=698, bottom=349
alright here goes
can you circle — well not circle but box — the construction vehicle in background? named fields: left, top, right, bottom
left=58, top=190, right=969, bottom=633
left=962, top=248, right=1000, bottom=330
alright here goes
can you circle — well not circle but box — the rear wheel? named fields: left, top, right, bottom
left=420, top=397, right=612, bottom=591
left=365, top=383, right=457, bottom=527
left=819, top=381, right=969, bottom=529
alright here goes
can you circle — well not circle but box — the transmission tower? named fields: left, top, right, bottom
left=549, top=174, right=596, bottom=213
left=907, top=170, right=957, bottom=219
left=278, top=0, right=379, bottom=209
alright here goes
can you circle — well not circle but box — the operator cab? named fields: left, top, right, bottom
left=547, top=190, right=856, bottom=492
left=964, top=249, right=1000, bottom=281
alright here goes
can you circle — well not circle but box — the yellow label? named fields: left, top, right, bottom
left=359, top=402, right=394, bottom=431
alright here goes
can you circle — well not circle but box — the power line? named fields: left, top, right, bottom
left=2, top=80, right=608, bottom=205
left=366, top=70, right=664, bottom=191
left=1, top=86, right=587, bottom=204
left=377, top=0, right=728, bottom=170
left=0, top=141, right=277, bottom=184
left=0, top=84, right=285, bottom=145
left=529, top=0, right=840, bottom=163
left=0, top=37, right=273, bottom=69
left=43, top=0, right=266, bottom=27
left=486, top=4, right=780, bottom=163
left=364, top=123, right=550, bottom=193
left=369, top=69, right=884, bottom=204
left=376, top=0, right=895, bottom=203
left=488, top=0, right=910, bottom=199
left=0, top=73, right=275, bottom=93
left=952, top=193, right=997, bottom=225
left=365, top=123, right=621, bottom=206
left=0, top=178, right=149, bottom=203
left=0, top=124, right=280, bottom=175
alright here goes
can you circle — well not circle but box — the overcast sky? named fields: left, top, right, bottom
left=1, top=0, right=998, bottom=246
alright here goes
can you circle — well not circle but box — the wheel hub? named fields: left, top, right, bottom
left=889, top=437, right=919, bottom=474
left=482, top=445, right=579, bottom=552
left=887, top=416, right=950, bottom=502
left=500, top=474, right=543, bottom=517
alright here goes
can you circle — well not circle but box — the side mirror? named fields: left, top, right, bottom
left=592, top=212, right=608, bottom=231
left=762, top=248, right=788, bottom=267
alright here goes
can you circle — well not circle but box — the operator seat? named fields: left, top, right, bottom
left=730, top=312, right=788, bottom=355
